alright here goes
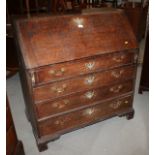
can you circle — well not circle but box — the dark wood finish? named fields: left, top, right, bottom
left=14, top=10, right=138, bottom=151
left=126, top=109, right=134, bottom=120
left=37, top=143, right=48, bottom=152
left=84, top=0, right=117, bottom=8
left=6, top=103, right=12, bottom=131
left=51, top=0, right=81, bottom=14
left=33, top=65, right=136, bottom=102
left=7, top=0, right=24, bottom=15
left=119, top=2, right=148, bottom=41
left=6, top=97, right=25, bottom=155
left=7, top=126, right=18, bottom=155
left=7, top=0, right=52, bottom=15
left=15, top=10, right=137, bottom=69
left=6, top=1, right=19, bottom=78
left=6, top=37, right=19, bottom=78
left=6, top=0, right=64, bottom=79
left=34, top=50, right=137, bottom=85
left=38, top=95, right=133, bottom=136
left=35, top=79, right=134, bottom=119
left=139, top=31, right=149, bottom=93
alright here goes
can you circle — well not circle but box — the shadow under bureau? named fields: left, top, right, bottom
left=14, top=10, right=139, bottom=151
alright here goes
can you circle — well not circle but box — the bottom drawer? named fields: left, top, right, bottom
left=38, top=95, right=133, bottom=137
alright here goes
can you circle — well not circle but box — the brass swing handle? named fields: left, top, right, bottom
left=83, top=108, right=95, bottom=116
left=52, top=99, right=70, bottom=109
left=49, top=68, right=65, bottom=76
left=54, top=117, right=70, bottom=126
left=111, top=70, right=124, bottom=78
left=112, top=55, right=125, bottom=62
left=110, top=85, right=123, bottom=93
left=51, top=84, right=67, bottom=93
left=84, top=91, right=95, bottom=99
left=83, top=107, right=100, bottom=116
left=110, top=100, right=129, bottom=109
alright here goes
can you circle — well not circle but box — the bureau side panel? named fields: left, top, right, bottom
left=13, top=19, right=41, bottom=138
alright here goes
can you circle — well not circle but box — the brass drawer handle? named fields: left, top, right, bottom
left=111, top=70, right=124, bottom=78
left=83, top=108, right=95, bottom=116
left=110, top=85, right=123, bottom=93
left=85, top=61, right=95, bottom=70
left=110, top=100, right=129, bottom=109
left=112, top=55, right=125, bottom=62
left=49, top=67, right=65, bottom=76
left=51, top=84, right=67, bottom=93
left=54, top=117, right=71, bottom=126
left=52, top=99, right=69, bottom=109
left=55, top=120, right=62, bottom=125
left=85, top=91, right=95, bottom=99
left=124, top=100, right=129, bottom=104
left=85, top=75, right=95, bottom=85
left=110, top=100, right=122, bottom=109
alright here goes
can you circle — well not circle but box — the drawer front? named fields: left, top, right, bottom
left=38, top=95, right=133, bottom=136
left=35, top=80, right=134, bottom=119
left=33, top=50, right=138, bottom=85
left=34, top=65, right=136, bottom=102
left=6, top=126, right=17, bottom=155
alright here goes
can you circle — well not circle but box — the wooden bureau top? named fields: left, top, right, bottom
left=15, top=9, right=138, bottom=69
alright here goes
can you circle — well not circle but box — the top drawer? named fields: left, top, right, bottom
left=31, top=50, right=138, bottom=85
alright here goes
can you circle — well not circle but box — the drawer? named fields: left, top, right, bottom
left=32, top=50, right=138, bottom=85
left=33, top=65, right=136, bottom=102
left=38, top=95, right=133, bottom=136
left=35, top=80, right=134, bottom=119
left=6, top=126, right=17, bottom=155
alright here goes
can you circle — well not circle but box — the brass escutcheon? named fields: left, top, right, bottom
left=85, top=61, right=95, bottom=70
left=85, top=91, right=95, bottom=99
left=85, top=75, right=95, bottom=85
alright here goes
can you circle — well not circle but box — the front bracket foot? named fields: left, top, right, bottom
left=38, top=143, right=48, bottom=152
left=126, top=110, right=135, bottom=120
left=119, top=109, right=135, bottom=120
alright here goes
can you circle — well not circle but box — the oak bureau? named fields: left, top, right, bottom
left=14, top=9, right=139, bottom=151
